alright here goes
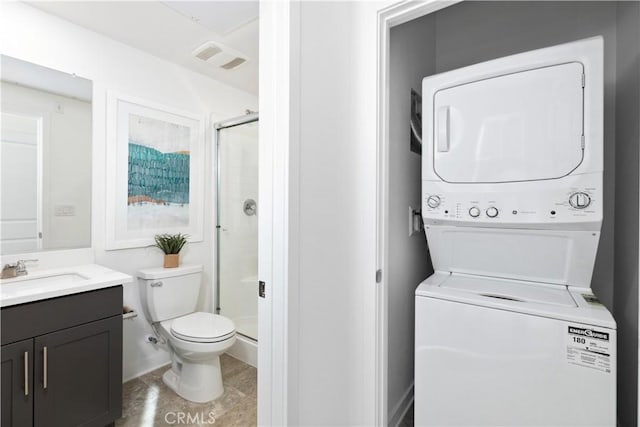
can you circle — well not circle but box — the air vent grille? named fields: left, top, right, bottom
left=195, top=45, right=222, bottom=61
left=221, top=57, right=247, bottom=70
left=192, top=41, right=249, bottom=71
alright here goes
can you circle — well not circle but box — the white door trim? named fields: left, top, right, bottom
left=258, top=1, right=301, bottom=425
left=375, top=2, right=461, bottom=425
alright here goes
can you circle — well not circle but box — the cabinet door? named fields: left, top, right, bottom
left=33, top=316, right=122, bottom=427
left=1, top=339, right=34, bottom=427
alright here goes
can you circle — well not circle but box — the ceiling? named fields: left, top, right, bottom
left=28, top=1, right=259, bottom=95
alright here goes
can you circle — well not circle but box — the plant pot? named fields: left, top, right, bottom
left=163, top=254, right=179, bottom=268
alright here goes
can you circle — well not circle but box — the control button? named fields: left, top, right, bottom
left=486, top=207, right=499, bottom=218
left=468, top=207, right=480, bottom=218
left=569, top=192, right=591, bottom=209
left=427, top=195, right=441, bottom=208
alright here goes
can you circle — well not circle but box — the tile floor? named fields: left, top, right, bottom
left=117, top=354, right=256, bottom=427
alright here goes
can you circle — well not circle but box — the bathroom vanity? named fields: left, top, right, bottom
left=0, top=265, right=131, bottom=427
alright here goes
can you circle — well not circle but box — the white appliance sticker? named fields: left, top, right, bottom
left=566, top=325, right=611, bottom=373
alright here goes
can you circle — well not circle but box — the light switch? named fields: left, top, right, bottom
left=409, top=206, right=424, bottom=236
left=54, top=205, right=76, bottom=216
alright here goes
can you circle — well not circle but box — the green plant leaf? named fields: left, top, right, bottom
left=153, top=233, right=189, bottom=254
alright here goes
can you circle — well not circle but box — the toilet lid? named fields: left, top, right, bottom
left=170, top=312, right=236, bottom=343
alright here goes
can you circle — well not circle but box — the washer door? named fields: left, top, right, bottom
left=433, top=62, right=584, bottom=183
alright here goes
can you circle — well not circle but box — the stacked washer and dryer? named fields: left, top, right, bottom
left=415, top=37, right=616, bottom=426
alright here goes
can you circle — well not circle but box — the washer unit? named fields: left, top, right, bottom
left=416, top=36, right=616, bottom=426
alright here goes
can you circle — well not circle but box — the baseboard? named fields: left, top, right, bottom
left=122, top=353, right=171, bottom=383
left=226, top=334, right=257, bottom=368
left=389, top=383, right=414, bottom=427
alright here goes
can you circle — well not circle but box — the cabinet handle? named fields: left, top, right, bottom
left=43, top=346, right=48, bottom=389
left=24, top=351, right=29, bottom=396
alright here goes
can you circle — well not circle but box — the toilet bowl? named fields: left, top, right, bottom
left=137, top=265, right=237, bottom=403
left=159, top=312, right=236, bottom=402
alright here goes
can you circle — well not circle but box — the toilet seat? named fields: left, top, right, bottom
left=170, top=312, right=235, bottom=343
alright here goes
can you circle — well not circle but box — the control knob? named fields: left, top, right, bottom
left=486, top=207, right=499, bottom=218
left=569, top=192, right=591, bottom=209
left=468, top=207, right=480, bottom=218
left=426, top=195, right=441, bottom=209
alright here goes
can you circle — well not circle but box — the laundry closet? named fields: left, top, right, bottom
left=386, top=2, right=639, bottom=425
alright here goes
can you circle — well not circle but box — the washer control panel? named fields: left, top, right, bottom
left=422, top=175, right=602, bottom=226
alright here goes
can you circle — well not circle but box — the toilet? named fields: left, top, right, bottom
left=137, top=264, right=236, bottom=403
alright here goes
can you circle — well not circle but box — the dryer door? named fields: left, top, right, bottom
left=433, top=62, right=584, bottom=183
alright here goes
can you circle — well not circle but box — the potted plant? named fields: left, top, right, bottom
left=153, top=233, right=188, bottom=268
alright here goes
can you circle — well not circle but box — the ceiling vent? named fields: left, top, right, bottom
left=192, top=41, right=248, bottom=71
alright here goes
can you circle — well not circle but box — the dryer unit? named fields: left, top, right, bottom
left=416, top=37, right=616, bottom=426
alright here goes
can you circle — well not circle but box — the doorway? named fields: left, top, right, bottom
left=378, top=1, right=639, bottom=425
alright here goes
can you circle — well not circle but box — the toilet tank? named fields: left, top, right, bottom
left=137, top=264, right=203, bottom=322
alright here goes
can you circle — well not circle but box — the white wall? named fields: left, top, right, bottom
left=0, top=2, right=257, bottom=381
left=296, top=4, right=373, bottom=423
left=261, top=1, right=393, bottom=424
left=1, top=82, right=92, bottom=252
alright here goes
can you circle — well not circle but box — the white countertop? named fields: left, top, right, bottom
left=0, top=264, right=133, bottom=307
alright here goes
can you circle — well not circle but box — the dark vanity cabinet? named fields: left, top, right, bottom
left=1, top=286, right=123, bottom=427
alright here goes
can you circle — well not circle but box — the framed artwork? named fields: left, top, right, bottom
left=106, top=92, right=204, bottom=250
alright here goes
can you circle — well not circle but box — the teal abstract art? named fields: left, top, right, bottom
left=126, top=113, right=191, bottom=230
left=128, top=143, right=190, bottom=205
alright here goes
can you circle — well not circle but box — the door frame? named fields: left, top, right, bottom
left=374, top=1, right=460, bottom=424
left=257, top=1, right=301, bottom=425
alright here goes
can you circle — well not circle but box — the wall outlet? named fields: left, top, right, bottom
left=54, top=204, right=76, bottom=216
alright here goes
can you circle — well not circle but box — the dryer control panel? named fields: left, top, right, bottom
left=422, top=173, right=602, bottom=229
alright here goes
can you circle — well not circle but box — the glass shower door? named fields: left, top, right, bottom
left=217, top=118, right=258, bottom=341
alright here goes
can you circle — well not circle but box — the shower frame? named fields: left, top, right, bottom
left=214, top=112, right=259, bottom=320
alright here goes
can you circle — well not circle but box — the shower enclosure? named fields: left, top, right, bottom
left=215, top=113, right=259, bottom=342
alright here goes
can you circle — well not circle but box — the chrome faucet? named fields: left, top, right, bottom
left=15, top=259, right=38, bottom=276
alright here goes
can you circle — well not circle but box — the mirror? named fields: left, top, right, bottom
left=1, top=55, right=92, bottom=255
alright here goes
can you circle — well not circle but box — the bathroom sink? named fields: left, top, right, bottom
left=2, top=272, right=88, bottom=286
left=0, top=264, right=132, bottom=307
left=1, top=272, right=89, bottom=296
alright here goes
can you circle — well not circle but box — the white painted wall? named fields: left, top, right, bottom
left=260, top=1, right=394, bottom=424
left=0, top=2, right=257, bottom=381
left=1, top=82, right=92, bottom=252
